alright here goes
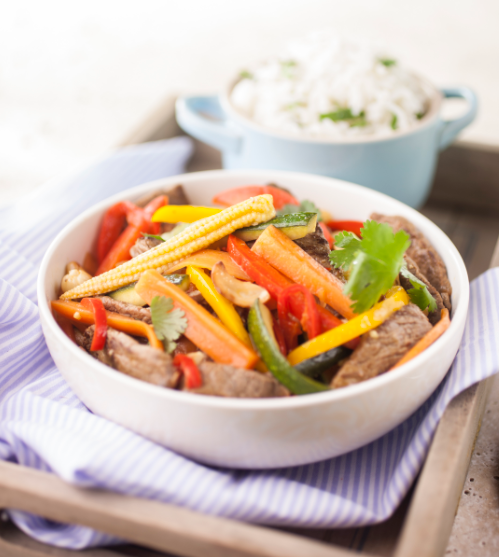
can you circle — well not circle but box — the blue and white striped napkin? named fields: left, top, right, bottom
left=1, top=137, right=498, bottom=549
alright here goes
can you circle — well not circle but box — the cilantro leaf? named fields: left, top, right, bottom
left=391, top=114, right=398, bottom=130
left=400, top=266, right=438, bottom=313
left=281, top=60, right=297, bottom=79
left=379, top=58, right=397, bottom=67
left=320, top=109, right=367, bottom=128
left=240, top=70, right=253, bottom=79
left=142, top=232, right=165, bottom=242
left=329, top=231, right=361, bottom=270
left=330, top=220, right=410, bottom=313
left=150, top=296, right=187, bottom=353
left=277, top=200, right=323, bottom=221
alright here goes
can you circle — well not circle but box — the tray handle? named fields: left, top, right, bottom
left=0, top=460, right=354, bottom=557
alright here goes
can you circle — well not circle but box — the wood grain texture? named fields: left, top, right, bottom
left=393, top=380, right=492, bottom=557
left=445, top=375, right=499, bottom=556
left=393, top=237, right=499, bottom=557
left=0, top=461, right=359, bottom=557
left=430, top=141, right=499, bottom=216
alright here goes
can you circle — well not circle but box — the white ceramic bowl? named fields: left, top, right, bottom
left=38, top=170, right=469, bottom=469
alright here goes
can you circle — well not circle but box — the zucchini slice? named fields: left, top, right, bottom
left=248, top=299, right=329, bottom=395
left=109, top=274, right=190, bottom=307
left=234, top=212, right=317, bottom=242
left=294, top=346, right=352, bottom=379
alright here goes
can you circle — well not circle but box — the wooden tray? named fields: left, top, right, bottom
left=1, top=96, right=498, bottom=557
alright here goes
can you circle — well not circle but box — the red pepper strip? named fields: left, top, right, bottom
left=228, top=235, right=293, bottom=299
left=262, top=185, right=299, bottom=208
left=81, top=298, right=107, bottom=351
left=227, top=235, right=359, bottom=349
left=212, top=185, right=299, bottom=209
left=277, top=302, right=301, bottom=352
left=96, top=212, right=150, bottom=275
left=97, top=201, right=136, bottom=264
left=173, top=354, right=203, bottom=389
left=272, top=315, right=288, bottom=356
left=143, top=195, right=169, bottom=235
left=96, top=196, right=169, bottom=274
left=280, top=285, right=322, bottom=340
left=228, top=235, right=335, bottom=325
left=326, top=220, right=364, bottom=237
left=319, top=222, right=334, bottom=249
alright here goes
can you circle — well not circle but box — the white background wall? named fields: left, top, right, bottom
left=0, top=0, right=497, bottom=205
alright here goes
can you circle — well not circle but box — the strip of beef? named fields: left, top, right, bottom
left=75, top=326, right=178, bottom=387
left=98, top=296, right=152, bottom=323
left=186, top=360, right=289, bottom=398
left=294, top=223, right=332, bottom=269
left=164, top=184, right=190, bottom=206
left=130, top=185, right=192, bottom=257
left=371, top=213, right=452, bottom=310
left=332, top=304, right=432, bottom=389
left=130, top=236, right=162, bottom=258
left=135, top=184, right=191, bottom=208
left=401, top=255, right=444, bottom=325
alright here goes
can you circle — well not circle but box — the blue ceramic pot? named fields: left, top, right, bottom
left=176, top=85, right=477, bottom=208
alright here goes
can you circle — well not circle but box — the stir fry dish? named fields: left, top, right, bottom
left=53, top=183, right=452, bottom=398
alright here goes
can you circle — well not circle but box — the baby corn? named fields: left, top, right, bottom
left=61, top=195, right=275, bottom=300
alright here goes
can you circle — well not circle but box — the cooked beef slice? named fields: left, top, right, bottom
left=130, top=237, right=162, bottom=258
left=187, top=361, right=289, bottom=398
left=130, top=185, right=192, bottom=257
left=331, top=304, right=432, bottom=389
left=401, top=255, right=444, bottom=325
left=98, top=296, right=152, bottom=323
left=75, top=326, right=177, bottom=387
left=135, top=184, right=191, bottom=208
left=165, top=184, right=190, bottom=206
left=172, top=336, right=199, bottom=356
left=370, top=213, right=452, bottom=310
left=294, top=223, right=332, bottom=269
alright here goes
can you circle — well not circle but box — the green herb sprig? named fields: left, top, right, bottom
left=329, top=221, right=438, bottom=314
left=281, top=60, right=297, bottom=79
left=141, top=232, right=165, bottom=242
left=150, top=296, right=187, bottom=352
left=320, top=108, right=367, bottom=128
left=379, top=58, right=397, bottom=67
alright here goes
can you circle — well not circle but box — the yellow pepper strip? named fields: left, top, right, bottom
left=152, top=205, right=221, bottom=223
left=287, top=287, right=410, bottom=366
left=186, top=265, right=252, bottom=348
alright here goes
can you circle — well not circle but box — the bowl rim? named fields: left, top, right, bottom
left=221, top=74, right=443, bottom=145
left=38, top=169, right=469, bottom=411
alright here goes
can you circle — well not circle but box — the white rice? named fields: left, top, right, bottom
left=230, top=33, right=433, bottom=139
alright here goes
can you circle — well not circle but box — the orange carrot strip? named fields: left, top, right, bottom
left=391, top=309, right=451, bottom=370
left=252, top=225, right=356, bottom=320
left=51, top=299, right=163, bottom=350
left=164, top=249, right=251, bottom=281
left=136, top=270, right=259, bottom=369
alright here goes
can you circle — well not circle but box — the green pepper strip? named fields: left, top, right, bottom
left=248, top=299, right=329, bottom=395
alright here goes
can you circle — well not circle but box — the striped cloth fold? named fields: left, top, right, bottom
left=1, top=138, right=498, bottom=549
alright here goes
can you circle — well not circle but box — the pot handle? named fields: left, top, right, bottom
left=438, top=87, right=478, bottom=151
left=175, top=95, right=242, bottom=153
